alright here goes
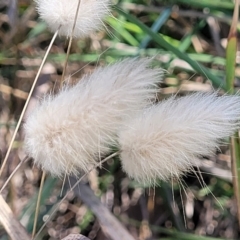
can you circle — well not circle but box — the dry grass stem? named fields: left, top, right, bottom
left=0, top=29, right=59, bottom=178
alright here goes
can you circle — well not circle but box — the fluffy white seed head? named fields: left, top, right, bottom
left=119, top=92, right=240, bottom=186
left=35, top=0, right=111, bottom=38
left=24, top=58, right=163, bottom=177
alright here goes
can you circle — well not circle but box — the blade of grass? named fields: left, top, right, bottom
left=161, top=183, right=185, bottom=231
left=167, top=19, right=206, bottom=66
left=33, top=151, right=121, bottom=240
left=32, top=171, right=46, bottom=239
left=120, top=2, right=233, bottom=24
left=172, top=0, right=234, bottom=10
left=116, top=8, right=224, bottom=89
left=139, top=7, right=172, bottom=49
left=120, top=21, right=143, bottom=34
left=106, top=17, right=140, bottom=46
left=19, top=177, right=58, bottom=233
left=226, top=0, right=240, bottom=227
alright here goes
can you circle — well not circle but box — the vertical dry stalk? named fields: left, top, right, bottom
left=226, top=0, right=240, bottom=227
left=0, top=195, right=31, bottom=240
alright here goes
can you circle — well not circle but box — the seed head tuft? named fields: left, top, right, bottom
left=24, top=58, right=163, bottom=177
left=35, top=0, right=111, bottom=38
left=119, top=92, right=240, bottom=186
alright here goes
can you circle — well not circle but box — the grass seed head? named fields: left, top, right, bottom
left=119, top=92, right=240, bottom=186
left=35, top=0, right=111, bottom=38
left=24, top=58, right=163, bottom=177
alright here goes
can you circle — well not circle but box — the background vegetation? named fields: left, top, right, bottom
left=0, top=0, right=239, bottom=239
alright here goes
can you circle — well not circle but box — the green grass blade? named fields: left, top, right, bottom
left=226, top=36, right=237, bottom=92
left=106, top=17, right=139, bottom=46
left=19, top=177, right=58, bottom=233
left=116, top=8, right=224, bottom=89
left=170, top=0, right=234, bottom=10
left=140, top=7, right=172, bottom=49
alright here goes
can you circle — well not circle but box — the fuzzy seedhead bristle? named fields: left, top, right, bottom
left=35, top=0, right=111, bottom=38
left=24, top=58, right=163, bottom=177
left=118, top=92, right=240, bottom=186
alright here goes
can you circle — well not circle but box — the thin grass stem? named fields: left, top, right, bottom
left=33, top=150, right=121, bottom=240
left=226, top=0, right=240, bottom=227
left=60, top=0, right=82, bottom=87
left=32, top=171, right=46, bottom=239
left=0, top=29, right=59, bottom=178
left=0, top=157, right=30, bottom=193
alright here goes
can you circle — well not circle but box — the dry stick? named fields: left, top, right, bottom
left=34, top=151, right=121, bottom=240
left=60, top=0, right=82, bottom=87
left=0, top=195, right=31, bottom=240
left=32, top=170, right=46, bottom=239
left=0, top=29, right=60, bottom=178
left=0, top=156, right=30, bottom=193
left=70, top=180, right=135, bottom=240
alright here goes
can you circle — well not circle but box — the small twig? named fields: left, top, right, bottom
left=70, top=180, right=135, bottom=240
left=0, top=195, right=31, bottom=240
left=0, top=156, right=30, bottom=193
